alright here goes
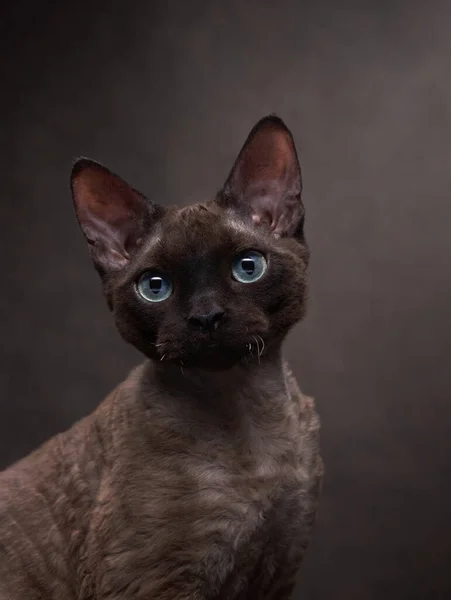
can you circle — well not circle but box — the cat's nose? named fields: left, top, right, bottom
left=188, top=309, right=225, bottom=332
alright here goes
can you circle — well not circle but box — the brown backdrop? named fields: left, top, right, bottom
left=1, top=1, right=451, bottom=598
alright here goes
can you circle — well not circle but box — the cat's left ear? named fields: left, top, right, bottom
left=219, top=115, right=304, bottom=238
left=71, top=158, right=163, bottom=277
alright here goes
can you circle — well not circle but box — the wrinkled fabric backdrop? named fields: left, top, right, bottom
left=1, top=1, right=451, bottom=598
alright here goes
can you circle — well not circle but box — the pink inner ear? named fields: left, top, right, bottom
left=73, top=168, right=138, bottom=231
left=235, top=132, right=295, bottom=191
left=71, top=159, right=155, bottom=274
left=224, top=117, right=303, bottom=237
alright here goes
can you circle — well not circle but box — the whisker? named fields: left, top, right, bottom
left=252, top=336, right=261, bottom=364
left=254, top=335, right=259, bottom=356
left=160, top=354, right=167, bottom=362
left=256, top=334, right=265, bottom=357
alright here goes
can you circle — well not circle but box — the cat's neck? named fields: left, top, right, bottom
left=155, top=350, right=283, bottom=389
left=139, top=346, right=289, bottom=421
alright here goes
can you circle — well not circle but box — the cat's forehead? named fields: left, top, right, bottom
left=148, top=203, right=261, bottom=257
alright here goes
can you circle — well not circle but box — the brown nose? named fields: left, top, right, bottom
left=188, top=309, right=225, bottom=332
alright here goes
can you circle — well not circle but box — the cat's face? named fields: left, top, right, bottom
left=71, top=116, right=309, bottom=370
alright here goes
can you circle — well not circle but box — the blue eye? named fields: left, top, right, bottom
left=137, top=272, right=173, bottom=302
left=232, top=251, right=267, bottom=283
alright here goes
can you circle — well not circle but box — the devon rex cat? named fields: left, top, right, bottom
left=0, top=115, right=323, bottom=599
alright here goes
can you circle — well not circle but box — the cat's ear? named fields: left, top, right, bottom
left=219, top=115, right=304, bottom=238
left=70, top=159, right=162, bottom=276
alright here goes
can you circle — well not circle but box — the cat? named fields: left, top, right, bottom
left=0, top=115, right=323, bottom=599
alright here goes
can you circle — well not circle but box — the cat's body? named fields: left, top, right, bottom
left=0, top=359, right=321, bottom=599
left=0, top=116, right=322, bottom=599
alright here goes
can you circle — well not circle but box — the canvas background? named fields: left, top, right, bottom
left=1, top=1, right=451, bottom=597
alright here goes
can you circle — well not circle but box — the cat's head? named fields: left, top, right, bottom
left=70, top=116, right=309, bottom=370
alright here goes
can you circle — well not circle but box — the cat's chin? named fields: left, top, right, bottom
left=182, top=355, right=240, bottom=372
left=163, top=345, right=247, bottom=372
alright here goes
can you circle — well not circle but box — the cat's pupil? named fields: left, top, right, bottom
left=241, top=258, right=255, bottom=275
left=149, top=277, right=163, bottom=294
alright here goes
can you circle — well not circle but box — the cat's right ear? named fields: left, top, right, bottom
left=217, top=115, right=304, bottom=239
left=70, top=159, right=163, bottom=277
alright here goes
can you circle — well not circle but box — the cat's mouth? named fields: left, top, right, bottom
left=186, top=343, right=244, bottom=370
left=156, top=337, right=260, bottom=371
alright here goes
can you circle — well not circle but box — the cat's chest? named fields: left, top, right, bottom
left=188, top=455, right=306, bottom=559
left=90, top=414, right=315, bottom=599
left=126, top=431, right=306, bottom=558
left=145, top=420, right=302, bottom=517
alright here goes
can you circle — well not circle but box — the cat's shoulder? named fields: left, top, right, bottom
left=283, top=361, right=320, bottom=426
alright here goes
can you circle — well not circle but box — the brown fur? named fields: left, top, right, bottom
left=0, top=116, right=323, bottom=599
